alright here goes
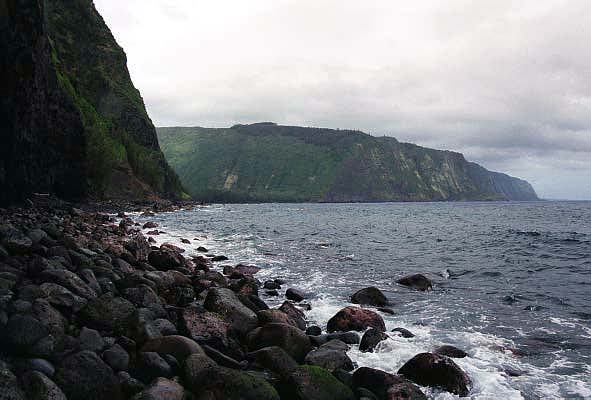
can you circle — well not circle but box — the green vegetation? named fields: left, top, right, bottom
left=158, top=123, right=539, bottom=203
left=46, top=0, right=183, bottom=199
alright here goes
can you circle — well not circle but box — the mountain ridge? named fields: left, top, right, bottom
left=157, top=123, right=538, bottom=203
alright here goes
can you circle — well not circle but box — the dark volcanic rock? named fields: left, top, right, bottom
left=396, top=274, right=432, bottom=291
left=392, top=328, right=415, bottom=338
left=247, top=323, right=312, bottom=363
left=285, top=288, right=306, bottom=302
left=359, top=328, right=388, bottom=352
left=327, top=306, right=386, bottom=333
left=306, top=326, right=322, bottom=336
left=351, top=287, right=389, bottom=307
left=247, top=346, right=298, bottom=379
left=434, top=345, right=469, bottom=358
left=351, top=367, right=426, bottom=399
left=283, top=365, right=355, bottom=400
left=133, top=352, right=173, bottom=383
left=38, top=270, right=97, bottom=300
left=54, top=350, right=123, bottom=400
left=148, top=249, right=188, bottom=271
left=304, top=340, right=354, bottom=372
left=0, top=369, right=27, bottom=399
left=204, top=288, right=258, bottom=336
left=1, top=314, right=49, bottom=356
left=386, top=382, right=428, bottom=400
left=79, top=294, right=136, bottom=333
left=130, top=377, right=184, bottom=400
left=398, top=352, right=471, bottom=396
left=180, top=306, right=231, bottom=351
left=258, top=309, right=303, bottom=329
left=20, top=370, right=67, bottom=400
left=140, top=335, right=205, bottom=363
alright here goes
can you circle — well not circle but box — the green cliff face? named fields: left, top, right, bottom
left=0, top=0, right=184, bottom=204
left=157, top=123, right=539, bottom=202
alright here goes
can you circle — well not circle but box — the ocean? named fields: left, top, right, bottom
left=137, top=201, right=591, bottom=399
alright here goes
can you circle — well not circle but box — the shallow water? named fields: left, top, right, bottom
left=138, top=201, right=591, bottom=399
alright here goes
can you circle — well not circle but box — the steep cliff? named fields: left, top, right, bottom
left=158, top=123, right=539, bottom=202
left=0, top=0, right=183, bottom=205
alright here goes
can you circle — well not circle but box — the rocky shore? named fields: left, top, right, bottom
left=0, top=198, right=472, bottom=399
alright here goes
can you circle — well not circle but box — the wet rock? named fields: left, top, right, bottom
left=304, top=340, right=354, bottom=372
left=310, top=332, right=361, bottom=346
left=228, top=276, right=259, bottom=296
left=204, top=288, right=258, bottom=336
left=142, top=222, right=158, bottom=229
left=360, top=328, right=388, bottom=352
left=352, top=367, right=410, bottom=399
left=351, top=287, right=389, bottom=307
left=54, top=350, right=123, bottom=400
left=356, top=387, right=379, bottom=400
left=133, top=352, right=173, bottom=383
left=285, top=288, right=306, bottom=302
left=180, top=306, right=230, bottom=352
left=396, top=274, right=432, bottom=291
left=392, top=328, right=415, bottom=338
left=247, top=323, right=312, bottom=363
left=118, top=372, right=145, bottom=398
left=306, top=326, right=322, bottom=336
left=211, top=255, right=228, bottom=262
left=124, top=234, right=151, bottom=262
left=278, top=301, right=306, bottom=328
left=263, top=280, right=280, bottom=290
left=38, top=270, right=97, bottom=299
left=397, top=352, right=471, bottom=396
left=102, top=344, right=129, bottom=371
left=265, top=289, right=279, bottom=296
left=197, top=246, right=208, bottom=253
left=378, top=307, right=395, bottom=315
left=283, top=365, right=355, bottom=400
left=0, top=369, right=27, bottom=400
left=147, top=249, right=188, bottom=271
left=123, top=285, right=165, bottom=317
left=386, top=382, right=428, bottom=400
left=327, top=306, right=386, bottom=333
left=12, top=358, right=55, bottom=377
left=247, top=346, right=298, bottom=378
left=258, top=309, right=303, bottom=329
left=131, top=377, right=184, bottom=400
left=141, top=335, right=205, bottom=363
left=434, top=345, right=468, bottom=358
left=79, top=327, right=105, bottom=352
left=79, top=294, right=136, bottom=333
left=20, top=370, right=67, bottom=400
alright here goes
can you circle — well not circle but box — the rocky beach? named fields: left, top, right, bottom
left=0, top=198, right=476, bottom=400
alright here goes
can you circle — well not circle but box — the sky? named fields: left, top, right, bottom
left=93, top=0, right=591, bottom=200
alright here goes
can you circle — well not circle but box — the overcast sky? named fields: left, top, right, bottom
left=94, top=0, right=591, bottom=200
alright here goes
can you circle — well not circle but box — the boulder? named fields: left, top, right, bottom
left=258, top=309, right=303, bottom=329
left=283, top=365, right=355, bottom=400
left=0, top=369, right=27, bottom=400
left=396, top=274, right=432, bottom=291
left=79, top=294, right=136, bottom=333
left=392, top=328, right=415, bottom=338
left=118, top=372, right=145, bottom=398
left=204, top=288, right=258, bottom=336
left=79, top=327, right=105, bottom=352
left=278, top=301, right=306, bottom=328
left=147, top=249, right=188, bottom=271
left=434, top=345, right=468, bottom=358
left=309, top=332, right=361, bottom=347
left=179, top=307, right=230, bottom=352
left=141, top=335, right=205, bottom=363
left=351, top=287, right=389, bottom=307
left=124, top=234, right=151, bottom=262
left=327, top=307, right=385, bottom=333
left=38, top=270, right=97, bottom=299
left=285, top=288, right=306, bottom=302
left=352, top=367, right=415, bottom=399
left=1, top=314, right=49, bottom=356
left=306, top=326, right=322, bottom=336
left=132, top=352, right=173, bottom=383
left=304, top=340, right=354, bottom=372
left=183, top=353, right=218, bottom=391
left=131, top=377, right=184, bottom=400
left=12, top=358, right=55, bottom=378
left=386, top=382, right=427, bottom=400
left=53, top=351, right=123, bottom=400
left=397, top=353, right=471, bottom=396
left=359, top=328, right=388, bottom=352
left=247, top=323, right=312, bottom=363
left=102, top=344, right=130, bottom=371
left=20, top=370, right=67, bottom=400
left=247, top=346, right=298, bottom=378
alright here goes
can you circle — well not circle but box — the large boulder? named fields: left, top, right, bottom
left=0, top=369, right=27, bottom=400
left=131, top=377, right=184, bottom=400
left=304, top=340, right=354, bottom=372
left=282, top=365, right=355, bottom=400
left=180, top=306, right=230, bottom=352
left=79, top=294, right=136, bottom=333
left=434, top=345, right=468, bottom=358
left=132, top=352, right=173, bottom=383
left=352, top=367, right=425, bottom=400
left=386, top=383, right=427, bottom=400
left=396, top=274, right=432, bottom=291
left=1, top=314, right=50, bottom=356
left=278, top=301, right=306, bottom=329
left=397, top=353, right=471, bottom=396
left=258, top=309, right=303, bottom=329
left=53, top=351, right=123, bottom=400
left=204, top=288, right=258, bottom=336
left=327, top=307, right=385, bottom=333
left=285, top=288, right=306, bottom=302
left=20, top=370, right=67, bottom=400
left=359, top=328, right=388, bottom=352
left=148, top=249, right=189, bottom=271
left=141, top=335, right=205, bottom=363
left=38, top=270, right=97, bottom=299
left=351, top=287, right=389, bottom=307
left=124, top=234, right=151, bottom=263
left=246, top=346, right=298, bottom=379
left=247, top=323, right=312, bottom=363
left=183, top=353, right=218, bottom=391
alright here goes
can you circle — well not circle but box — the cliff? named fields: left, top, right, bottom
left=157, top=123, right=539, bottom=202
left=0, top=0, right=184, bottom=205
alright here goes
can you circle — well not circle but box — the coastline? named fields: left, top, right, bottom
left=0, top=198, right=521, bottom=399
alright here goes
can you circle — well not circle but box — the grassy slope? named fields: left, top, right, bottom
left=158, top=124, right=538, bottom=203
left=46, top=0, right=184, bottom=199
